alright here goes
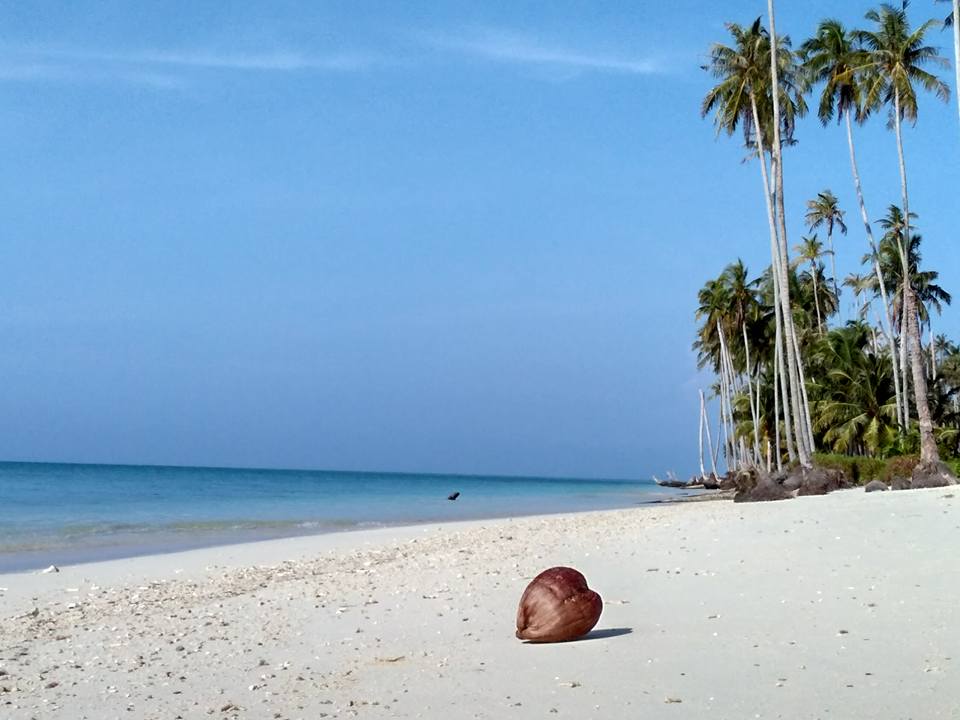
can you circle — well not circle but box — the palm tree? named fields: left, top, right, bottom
left=694, top=261, right=762, bottom=374
left=702, top=18, right=808, bottom=464
left=797, top=265, right=840, bottom=338
left=858, top=3, right=950, bottom=467
left=804, top=190, right=846, bottom=300
left=874, top=204, right=916, bottom=415
left=800, top=18, right=907, bottom=433
left=695, top=278, right=732, bottom=374
left=844, top=271, right=874, bottom=319
left=793, top=236, right=833, bottom=334
left=876, top=208, right=952, bottom=335
left=808, top=323, right=899, bottom=456
left=766, top=0, right=815, bottom=463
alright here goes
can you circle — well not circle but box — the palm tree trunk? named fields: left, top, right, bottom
left=749, top=94, right=797, bottom=464
left=931, top=323, right=937, bottom=378
left=698, top=390, right=707, bottom=478
left=827, top=227, right=839, bottom=306
left=790, top=318, right=816, bottom=454
left=773, top=324, right=783, bottom=470
left=900, top=296, right=911, bottom=420
left=717, top=322, right=737, bottom=470
left=894, top=88, right=939, bottom=464
left=844, top=108, right=906, bottom=431
left=767, top=0, right=812, bottom=465
left=954, top=0, right=960, bottom=127
left=771, top=158, right=809, bottom=460
left=812, top=267, right=823, bottom=334
left=742, top=323, right=762, bottom=461
left=701, top=390, right=719, bottom=480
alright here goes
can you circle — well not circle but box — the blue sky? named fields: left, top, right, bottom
left=1, top=1, right=958, bottom=478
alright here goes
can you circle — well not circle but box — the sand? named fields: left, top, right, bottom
left=1, top=487, right=958, bottom=719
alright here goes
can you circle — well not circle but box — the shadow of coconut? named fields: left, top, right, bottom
left=579, top=627, right=633, bottom=641
left=521, top=627, right=633, bottom=644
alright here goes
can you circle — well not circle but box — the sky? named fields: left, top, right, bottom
left=1, top=1, right=958, bottom=479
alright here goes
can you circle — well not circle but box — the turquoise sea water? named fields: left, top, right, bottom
left=0, top=462, right=683, bottom=573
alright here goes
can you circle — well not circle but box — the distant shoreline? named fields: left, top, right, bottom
left=0, top=461, right=692, bottom=573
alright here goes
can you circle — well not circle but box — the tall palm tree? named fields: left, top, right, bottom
left=805, top=190, right=846, bottom=299
left=875, top=207, right=952, bottom=335
left=797, top=265, right=840, bottom=338
left=702, top=18, right=808, bottom=463
left=793, top=235, right=833, bottom=334
left=844, top=271, right=874, bottom=319
left=766, top=0, right=815, bottom=463
left=694, top=260, right=762, bottom=374
left=800, top=18, right=907, bottom=432
left=858, top=3, right=950, bottom=466
left=875, top=203, right=916, bottom=417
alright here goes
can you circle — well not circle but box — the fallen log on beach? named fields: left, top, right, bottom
left=652, top=476, right=694, bottom=489
left=652, top=474, right=723, bottom=490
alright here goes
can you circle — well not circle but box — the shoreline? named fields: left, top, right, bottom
left=0, top=488, right=707, bottom=575
left=3, top=488, right=956, bottom=718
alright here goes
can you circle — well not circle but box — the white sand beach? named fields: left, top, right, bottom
left=2, top=488, right=958, bottom=719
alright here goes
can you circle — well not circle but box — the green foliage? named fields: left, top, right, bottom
left=856, top=4, right=950, bottom=124
left=807, top=323, right=899, bottom=455
left=701, top=18, right=807, bottom=155
left=812, top=453, right=885, bottom=485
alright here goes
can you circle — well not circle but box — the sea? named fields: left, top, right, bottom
left=0, top=461, right=686, bottom=573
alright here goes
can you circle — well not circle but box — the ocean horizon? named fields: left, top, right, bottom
left=0, top=460, right=684, bottom=573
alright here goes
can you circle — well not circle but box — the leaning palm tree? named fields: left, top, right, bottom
left=793, top=236, right=833, bottom=334
left=800, top=18, right=907, bottom=432
left=701, top=18, right=810, bottom=464
left=804, top=191, right=846, bottom=300
left=858, top=3, right=950, bottom=469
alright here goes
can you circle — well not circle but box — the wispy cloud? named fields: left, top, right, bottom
left=0, top=29, right=660, bottom=88
left=53, top=47, right=373, bottom=72
left=0, top=44, right=374, bottom=88
left=422, top=29, right=661, bottom=76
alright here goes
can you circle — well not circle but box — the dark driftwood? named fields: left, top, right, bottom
left=653, top=474, right=722, bottom=490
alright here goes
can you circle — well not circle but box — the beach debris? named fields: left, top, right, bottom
left=447, top=491, right=460, bottom=501
left=41, top=565, right=60, bottom=574
left=516, top=567, right=602, bottom=643
left=733, top=469, right=793, bottom=503
left=797, top=468, right=850, bottom=496
left=664, top=697, right=683, bottom=704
